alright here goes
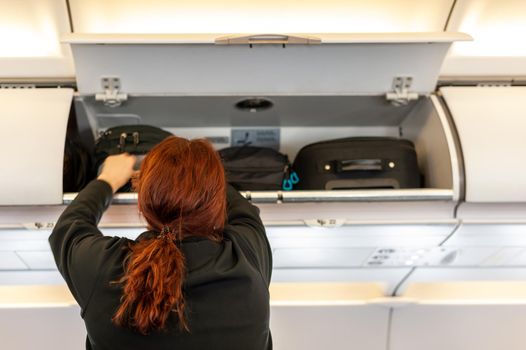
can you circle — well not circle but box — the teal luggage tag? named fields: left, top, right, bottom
left=282, top=171, right=299, bottom=191
left=290, top=171, right=299, bottom=185
left=282, top=178, right=293, bottom=191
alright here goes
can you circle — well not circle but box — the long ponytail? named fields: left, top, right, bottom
left=112, top=228, right=187, bottom=334
left=111, top=137, right=226, bottom=334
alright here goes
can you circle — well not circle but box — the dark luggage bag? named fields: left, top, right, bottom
left=292, top=137, right=421, bottom=190
left=219, top=146, right=297, bottom=191
left=94, top=125, right=173, bottom=191
left=63, top=137, right=94, bottom=192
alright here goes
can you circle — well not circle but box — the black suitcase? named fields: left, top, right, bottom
left=292, top=137, right=421, bottom=190
left=219, top=146, right=297, bottom=191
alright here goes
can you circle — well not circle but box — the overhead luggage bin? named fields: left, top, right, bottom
left=390, top=281, right=526, bottom=350
left=390, top=86, right=526, bottom=345
left=0, top=285, right=84, bottom=349
left=440, top=86, right=526, bottom=204
left=63, top=32, right=470, bottom=212
left=270, top=282, right=390, bottom=350
left=434, top=87, right=526, bottom=287
left=0, top=282, right=391, bottom=350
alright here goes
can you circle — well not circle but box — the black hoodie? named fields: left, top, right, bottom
left=49, top=180, right=272, bottom=350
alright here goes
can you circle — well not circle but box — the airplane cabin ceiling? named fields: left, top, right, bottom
left=442, top=0, right=526, bottom=76
left=68, top=0, right=454, bottom=33
left=2, top=0, right=525, bottom=77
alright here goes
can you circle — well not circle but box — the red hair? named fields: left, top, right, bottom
left=112, top=136, right=226, bottom=334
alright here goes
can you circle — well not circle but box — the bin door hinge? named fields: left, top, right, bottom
left=386, top=76, right=419, bottom=106
left=95, top=77, right=128, bottom=107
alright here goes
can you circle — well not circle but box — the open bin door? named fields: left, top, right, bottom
left=64, top=32, right=470, bottom=96
left=0, top=88, right=73, bottom=205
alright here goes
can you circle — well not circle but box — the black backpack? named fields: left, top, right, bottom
left=94, top=125, right=173, bottom=191
left=219, top=146, right=298, bottom=191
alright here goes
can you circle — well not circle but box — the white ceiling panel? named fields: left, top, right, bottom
left=69, top=0, right=453, bottom=33
left=0, top=252, right=27, bottom=270
left=442, top=0, right=526, bottom=76
left=273, top=248, right=374, bottom=268
left=271, top=268, right=412, bottom=295
left=0, top=0, right=74, bottom=77
left=398, top=268, right=526, bottom=290
left=446, top=224, right=526, bottom=247
left=0, top=271, right=64, bottom=285
left=17, top=251, right=56, bottom=270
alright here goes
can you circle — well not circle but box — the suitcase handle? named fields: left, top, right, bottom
left=336, top=159, right=383, bottom=172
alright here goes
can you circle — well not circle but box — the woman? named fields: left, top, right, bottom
left=49, top=137, right=272, bottom=350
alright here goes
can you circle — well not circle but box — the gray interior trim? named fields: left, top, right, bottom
left=433, top=92, right=466, bottom=204
left=63, top=189, right=453, bottom=205
left=430, top=94, right=463, bottom=202
left=78, top=95, right=419, bottom=128
left=0, top=78, right=76, bottom=86
left=438, top=76, right=526, bottom=85
left=281, top=189, right=453, bottom=202
left=400, top=97, right=453, bottom=190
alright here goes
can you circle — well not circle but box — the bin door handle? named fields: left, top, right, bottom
left=215, top=34, right=321, bottom=45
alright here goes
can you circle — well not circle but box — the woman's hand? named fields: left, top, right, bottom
left=97, top=153, right=137, bottom=193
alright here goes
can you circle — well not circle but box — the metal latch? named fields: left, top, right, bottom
left=215, top=34, right=321, bottom=47
left=119, top=132, right=127, bottom=150
left=118, top=131, right=140, bottom=151
left=386, top=76, right=419, bottom=106
left=95, top=77, right=128, bottom=107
